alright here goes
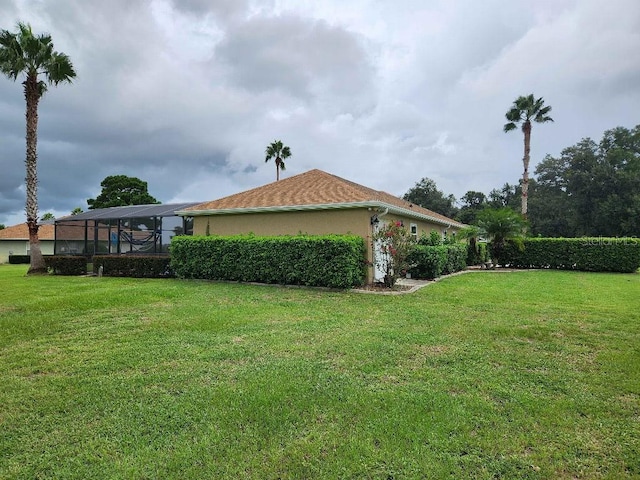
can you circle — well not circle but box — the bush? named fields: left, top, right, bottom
left=500, top=237, right=640, bottom=273
left=93, top=255, right=173, bottom=278
left=8, top=255, right=30, bottom=264
left=170, top=234, right=367, bottom=289
left=407, top=245, right=447, bottom=279
left=466, top=240, right=488, bottom=266
left=372, top=221, right=415, bottom=287
left=418, top=231, right=443, bottom=246
left=408, top=243, right=468, bottom=279
left=442, top=244, right=467, bottom=275
left=44, top=256, right=88, bottom=275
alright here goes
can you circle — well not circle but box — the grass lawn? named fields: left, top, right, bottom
left=0, top=265, right=638, bottom=479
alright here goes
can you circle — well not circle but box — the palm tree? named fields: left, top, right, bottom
left=0, top=22, right=76, bottom=274
left=504, top=94, right=553, bottom=218
left=265, top=140, right=291, bottom=181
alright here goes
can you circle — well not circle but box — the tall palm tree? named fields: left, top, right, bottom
left=0, top=22, right=76, bottom=274
left=504, top=94, right=553, bottom=218
left=265, top=140, right=291, bottom=181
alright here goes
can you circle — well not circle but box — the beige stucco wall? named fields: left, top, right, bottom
left=381, top=214, right=460, bottom=240
left=0, top=240, right=54, bottom=263
left=193, top=208, right=373, bottom=237
left=190, top=208, right=461, bottom=284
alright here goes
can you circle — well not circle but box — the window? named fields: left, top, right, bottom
left=410, top=223, right=418, bottom=240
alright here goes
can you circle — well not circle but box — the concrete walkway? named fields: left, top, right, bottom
left=352, top=267, right=521, bottom=295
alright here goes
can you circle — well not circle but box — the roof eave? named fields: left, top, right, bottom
left=178, top=201, right=464, bottom=229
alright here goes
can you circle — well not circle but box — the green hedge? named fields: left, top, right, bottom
left=8, top=255, right=30, bottom=264
left=500, top=238, right=640, bottom=273
left=407, top=243, right=468, bottom=280
left=442, top=244, right=467, bottom=275
left=92, top=255, right=173, bottom=278
left=44, top=256, right=88, bottom=275
left=407, top=246, right=446, bottom=279
left=170, top=234, right=367, bottom=288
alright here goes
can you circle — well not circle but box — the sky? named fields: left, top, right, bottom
left=1, top=0, right=639, bottom=226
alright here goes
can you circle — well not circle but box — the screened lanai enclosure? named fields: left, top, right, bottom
left=54, top=203, right=198, bottom=256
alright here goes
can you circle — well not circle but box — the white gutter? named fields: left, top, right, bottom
left=176, top=201, right=465, bottom=229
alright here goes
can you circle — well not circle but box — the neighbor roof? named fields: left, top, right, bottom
left=181, top=169, right=464, bottom=228
left=0, top=223, right=55, bottom=240
left=55, top=203, right=201, bottom=222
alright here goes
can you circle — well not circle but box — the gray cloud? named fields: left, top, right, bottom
left=1, top=0, right=639, bottom=225
left=215, top=14, right=375, bottom=108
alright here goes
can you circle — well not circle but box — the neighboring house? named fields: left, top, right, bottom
left=0, top=223, right=55, bottom=263
left=179, top=169, right=465, bottom=283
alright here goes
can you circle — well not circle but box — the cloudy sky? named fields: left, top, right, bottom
left=1, top=0, right=639, bottom=225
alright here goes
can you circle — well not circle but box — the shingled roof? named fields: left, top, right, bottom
left=182, top=169, right=464, bottom=228
left=0, top=223, right=55, bottom=240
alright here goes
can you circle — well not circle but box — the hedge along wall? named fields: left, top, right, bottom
left=407, top=244, right=467, bottom=280
left=501, top=237, right=640, bottom=273
left=170, top=234, right=367, bottom=288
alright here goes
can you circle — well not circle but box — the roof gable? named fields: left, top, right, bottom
left=185, top=169, right=463, bottom=227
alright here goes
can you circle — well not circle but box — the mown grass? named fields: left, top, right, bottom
left=0, top=265, right=638, bottom=479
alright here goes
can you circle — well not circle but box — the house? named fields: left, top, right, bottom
left=0, top=223, right=55, bottom=263
left=179, top=169, right=464, bottom=283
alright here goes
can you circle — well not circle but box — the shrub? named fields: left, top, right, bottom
left=408, top=243, right=468, bottom=279
left=372, top=221, right=415, bottom=287
left=501, top=237, right=640, bottom=273
left=418, top=231, right=443, bottom=246
left=466, top=240, right=488, bottom=265
left=44, top=256, right=88, bottom=275
left=407, top=245, right=447, bottom=280
left=8, top=255, right=30, bottom=264
left=92, top=255, right=173, bottom=278
left=170, top=234, right=367, bottom=289
left=442, top=244, right=467, bottom=275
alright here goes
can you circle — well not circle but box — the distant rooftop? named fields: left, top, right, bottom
left=0, top=223, right=55, bottom=240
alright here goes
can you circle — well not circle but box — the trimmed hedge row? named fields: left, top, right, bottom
left=170, top=234, right=367, bottom=288
left=8, top=255, right=31, bottom=264
left=500, top=237, right=640, bottom=273
left=442, top=244, right=467, bottom=275
left=93, top=255, right=173, bottom=278
left=45, top=256, right=88, bottom=275
left=407, top=243, right=467, bottom=280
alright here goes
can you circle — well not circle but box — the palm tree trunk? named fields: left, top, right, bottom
left=276, top=158, right=280, bottom=181
left=521, top=121, right=531, bottom=218
left=24, top=73, right=47, bottom=274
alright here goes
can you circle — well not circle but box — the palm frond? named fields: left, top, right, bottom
left=505, top=106, right=522, bottom=123
left=1, top=22, right=75, bottom=86
left=46, top=52, right=76, bottom=84
left=503, top=122, right=517, bottom=133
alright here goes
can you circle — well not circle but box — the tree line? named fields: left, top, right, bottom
left=405, top=124, right=640, bottom=237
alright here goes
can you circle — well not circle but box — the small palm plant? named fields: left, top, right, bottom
left=265, top=140, right=291, bottom=181
left=476, top=208, right=527, bottom=266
